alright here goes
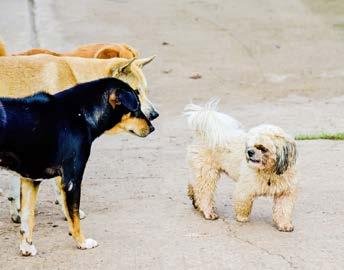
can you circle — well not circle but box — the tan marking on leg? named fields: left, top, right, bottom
left=60, top=185, right=97, bottom=249
left=19, top=178, right=40, bottom=256
left=60, top=186, right=85, bottom=245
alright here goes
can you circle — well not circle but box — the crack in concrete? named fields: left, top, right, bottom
left=27, top=0, right=40, bottom=47
left=220, top=218, right=298, bottom=269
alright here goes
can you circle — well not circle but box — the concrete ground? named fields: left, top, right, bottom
left=0, top=0, right=344, bottom=269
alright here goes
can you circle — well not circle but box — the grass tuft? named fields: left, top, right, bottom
left=295, top=133, right=344, bottom=141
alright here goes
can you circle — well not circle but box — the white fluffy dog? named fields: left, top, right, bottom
left=185, top=99, right=297, bottom=232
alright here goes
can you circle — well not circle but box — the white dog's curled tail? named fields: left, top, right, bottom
left=184, top=98, right=244, bottom=148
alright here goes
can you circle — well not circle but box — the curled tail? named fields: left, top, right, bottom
left=0, top=38, right=7, bottom=56
left=184, top=98, right=244, bottom=148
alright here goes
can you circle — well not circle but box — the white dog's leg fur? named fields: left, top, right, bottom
left=9, top=177, right=21, bottom=223
left=19, top=178, right=40, bottom=256
left=272, top=189, right=296, bottom=232
left=233, top=183, right=255, bottom=223
left=188, top=148, right=220, bottom=220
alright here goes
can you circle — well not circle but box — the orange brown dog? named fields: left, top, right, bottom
left=12, top=43, right=138, bottom=59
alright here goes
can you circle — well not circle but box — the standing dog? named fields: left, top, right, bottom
left=0, top=77, right=154, bottom=256
left=0, top=53, right=158, bottom=223
left=185, top=99, right=297, bottom=232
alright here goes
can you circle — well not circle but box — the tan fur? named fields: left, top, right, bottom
left=188, top=126, right=297, bottom=232
left=19, top=178, right=40, bottom=256
left=13, top=43, right=138, bottom=59
left=0, top=39, right=6, bottom=56
left=60, top=184, right=85, bottom=247
left=0, top=54, right=156, bottom=117
left=107, top=112, right=151, bottom=136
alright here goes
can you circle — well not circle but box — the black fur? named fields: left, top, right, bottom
left=0, top=77, right=154, bottom=218
left=275, top=141, right=297, bottom=175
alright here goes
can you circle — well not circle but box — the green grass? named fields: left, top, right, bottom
left=295, top=133, right=344, bottom=141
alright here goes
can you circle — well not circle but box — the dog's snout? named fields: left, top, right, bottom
left=247, top=149, right=255, bottom=157
left=149, top=110, right=159, bottom=121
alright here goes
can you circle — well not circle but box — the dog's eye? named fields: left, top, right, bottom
left=255, top=145, right=268, bottom=153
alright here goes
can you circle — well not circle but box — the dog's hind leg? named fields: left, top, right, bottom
left=8, top=176, right=21, bottom=223
left=55, top=177, right=86, bottom=220
left=272, top=188, right=296, bottom=232
left=19, top=178, right=40, bottom=256
left=59, top=175, right=98, bottom=250
left=189, top=154, right=220, bottom=220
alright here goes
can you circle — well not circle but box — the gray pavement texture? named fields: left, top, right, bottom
left=0, top=0, right=344, bottom=269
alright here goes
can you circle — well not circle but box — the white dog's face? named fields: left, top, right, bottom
left=245, top=125, right=296, bottom=175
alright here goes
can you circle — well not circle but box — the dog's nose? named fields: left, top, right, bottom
left=149, top=111, right=159, bottom=121
left=149, top=125, right=155, bottom=133
left=247, top=149, right=255, bottom=157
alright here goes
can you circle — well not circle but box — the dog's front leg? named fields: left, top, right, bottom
left=272, top=189, right=296, bottom=232
left=233, top=183, right=255, bottom=223
left=60, top=180, right=97, bottom=250
left=55, top=177, right=86, bottom=220
left=8, top=176, right=21, bottom=223
left=19, top=178, right=40, bottom=256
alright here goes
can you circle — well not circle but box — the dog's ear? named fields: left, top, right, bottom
left=134, top=56, right=155, bottom=68
left=275, top=139, right=297, bottom=175
left=110, top=89, right=139, bottom=111
left=108, top=90, right=121, bottom=109
left=94, top=46, right=120, bottom=59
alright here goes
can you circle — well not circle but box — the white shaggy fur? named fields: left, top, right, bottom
left=185, top=99, right=297, bottom=232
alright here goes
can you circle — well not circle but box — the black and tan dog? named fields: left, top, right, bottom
left=0, top=77, right=154, bottom=256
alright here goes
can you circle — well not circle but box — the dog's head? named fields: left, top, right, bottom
left=106, top=85, right=155, bottom=137
left=94, top=44, right=138, bottom=59
left=245, top=125, right=297, bottom=175
left=109, top=56, right=159, bottom=121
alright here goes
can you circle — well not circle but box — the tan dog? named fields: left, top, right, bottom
left=185, top=99, right=297, bottom=232
left=0, top=53, right=158, bottom=224
left=13, top=43, right=138, bottom=59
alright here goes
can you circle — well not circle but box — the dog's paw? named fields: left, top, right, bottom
left=78, top=238, right=98, bottom=250
left=11, top=213, right=21, bottom=224
left=276, top=223, right=294, bottom=232
left=236, top=215, right=249, bottom=223
left=79, top=209, right=86, bottom=220
left=203, top=210, right=219, bottom=220
left=20, top=241, right=37, bottom=256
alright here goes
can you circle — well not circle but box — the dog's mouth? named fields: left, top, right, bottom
left=128, top=129, right=149, bottom=137
left=248, top=157, right=261, bottom=163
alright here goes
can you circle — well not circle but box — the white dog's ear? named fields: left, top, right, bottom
left=275, top=140, right=297, bottom=175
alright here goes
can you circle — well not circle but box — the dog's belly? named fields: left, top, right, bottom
left=0, top=151, right=61, bottom=179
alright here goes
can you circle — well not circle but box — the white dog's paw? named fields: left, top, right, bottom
left=79, top=209, right=86, bottom=220
left=78, top=238, right=98, bottom=250
left=20, top=241, right=37, bottom=256
left=276, top=223, right=294, bottom=232
left=236, top=215, right=249, bottom=223
left=203, top=210, right=219, bottom=220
